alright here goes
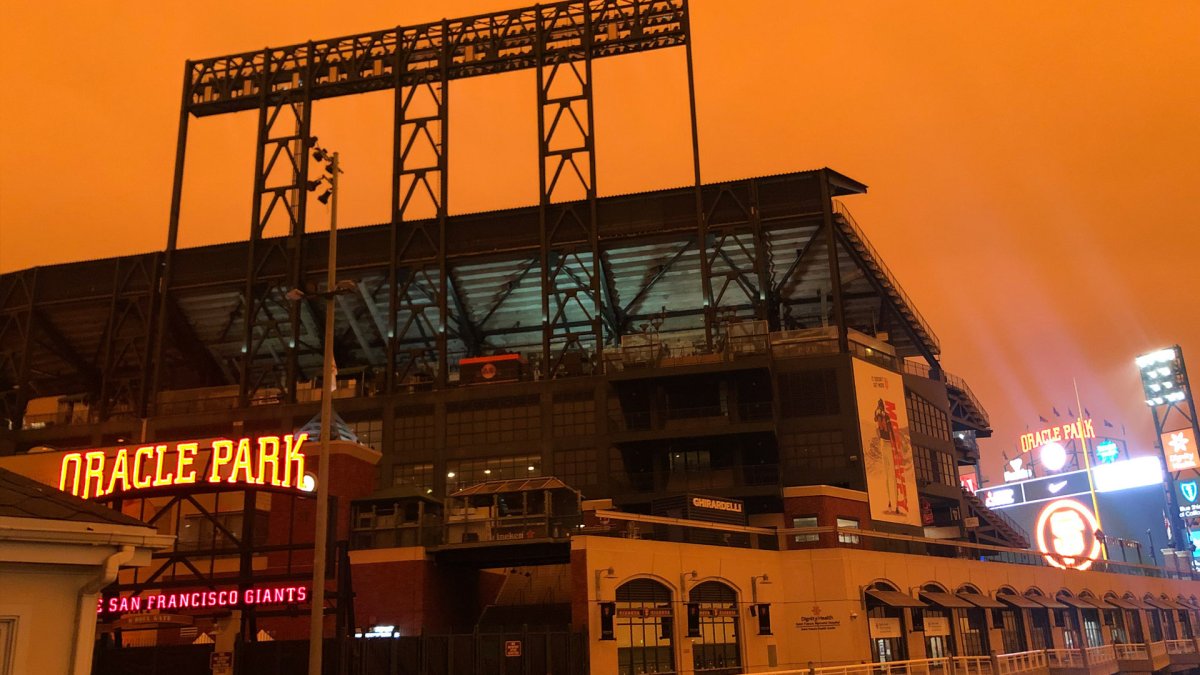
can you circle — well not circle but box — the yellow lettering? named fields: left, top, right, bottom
left=209, top=440, right=234, bottom=482
left=257, top=436, right=281, bottom=486
left=283, top=433, right=307, bottom=488
left=152, top=445, right=174, bottom=486
left=59, top=452, right=84, bottom=496
left=105, top=449, right=131, bottom=494
left=132, top=447, right=154, bottom=488
left=175, top=442, right=198, bottom=484
left=83, top=451, right=107, bottom=498
left=228, top=438, right=254, bottom=483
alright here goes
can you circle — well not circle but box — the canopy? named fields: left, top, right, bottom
left=866, top=589, right=927, bottom=608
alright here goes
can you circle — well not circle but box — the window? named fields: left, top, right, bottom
left=837, top=517, right=860, bottom=544
left=997, top=608, right=1026, bottom=653
left=394, top=406, right=435, bottom=453
left=446, top=454, right=541, bottom=489
left=906, top=391, right=952, bottom=442
left=554, top=449, right=598, bottom=490
left=177, top=510, right=269, bottom=551
left=793, top=515, right=818, bottom=543
left=616, top=579, right=675, bottom=675
left=553, top=392, right=596, bottom=438
left=778, top=369, right=840, bottom=417
left=0, top=617, right=16, bottom=675
left=914, top=446, right=935, bottom=484
left=447, top=396, right=540, bottom=446
left=956, top=608, right=990, bottom=656
left=690, top=581, right=741, bottom=673
left=349, top=418, right=383, bottom=451
left=392, top=463, right=433, bottom=491
left=915, top=445, right=957, bottom=487
left=780, top=430, right=845, bottom=471
left=1029, top=608, right=1052, bottom=650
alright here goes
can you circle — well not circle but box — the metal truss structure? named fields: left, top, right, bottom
left=0, top=0, right=987, bottom=445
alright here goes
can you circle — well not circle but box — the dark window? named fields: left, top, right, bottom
left=997, top=608, right=1026, bottom=653
left=446, top=395, right=540, bottom=446
left=906, top=391, right=952, bottom=442
left=778, top=370, right=839, bottom=417
left=1029, top=609, right=1052, bottom=650
left=616, top=579, right=675, bottom=675
left=792, top=515, right=818, bottom=543
left=780, top=430, right=845, bottom=471
left=690, top=581, right=740, bottom=674
left=553, top=391, right=596, bottom=438
left=554, top=448, right=598, bottom=489
left=956, top=608, right=990, bottom=655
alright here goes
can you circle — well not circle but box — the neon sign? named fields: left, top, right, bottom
left=98, top=585, right=308, bottom=614
left=1019, top=419, right=1095, bottom=453
left=59, top=434, right=308, bottom=499
left=1094, top=440, right=1119, bottom=464
left=1035, top=499, right=1101, bottom=571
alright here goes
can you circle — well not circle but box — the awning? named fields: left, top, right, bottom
left=1178, top=597, right=1200, bottom=610
left=1077, top=596, right=1115, bottom=610
left=1149, top=597, right=1189, bottom=610
left=1057, top=596, right=1096, bottom=610
left=866, top=589, right=928, bottom=608
left=957, top=593, right=1006, bottom=609
left=920, top=591, right=974, bottom=609
left=1121, top=596, right=1154, bottom=610
left=1025, top=594, right=1069, bottom=609
left=1143, top=597, right=1176, bottom=610
left=996, top=593, right=1043, bottom=609
left=1102, top=596, right=1140, bottom=610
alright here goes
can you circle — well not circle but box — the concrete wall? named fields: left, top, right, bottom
left=574, top=535, right=1200, bottom=673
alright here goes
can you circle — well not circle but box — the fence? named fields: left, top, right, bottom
left=92, top=631, right=587, bottom=675
left=994, top=650, right=1046, bottom=674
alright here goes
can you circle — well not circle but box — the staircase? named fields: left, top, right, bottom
left=962, top=488, right=1030, bottom=549
left=832, top=201, right=940, bottom=357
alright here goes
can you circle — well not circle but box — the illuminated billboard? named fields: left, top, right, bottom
left=852, top=358, right=920, bottom=527
left=1162, top=427, right=1200, bottom=472
left=1035, top=499, right=1101, bottom=570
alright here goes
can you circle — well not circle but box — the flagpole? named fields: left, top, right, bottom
left=1074, top=377, right=1106, bottom=556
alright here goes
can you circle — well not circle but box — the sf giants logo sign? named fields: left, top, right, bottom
left=1035, top=499, right=1101, bottom=571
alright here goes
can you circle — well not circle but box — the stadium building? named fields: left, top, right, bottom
left=2, top=1, right=1199, bottom=674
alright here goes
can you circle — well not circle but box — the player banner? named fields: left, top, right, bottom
left=853, top=358, right=921, bottom=527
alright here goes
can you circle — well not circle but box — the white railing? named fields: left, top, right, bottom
left=1044, top=649, right=1083, bottom=668
left=1113, top=642, right=1147, bottom=660
left=1084, top=645, right=1115, bottom=665
left=950, top=656, right=993, bottom=674
left=809, top=657, right=952, bottom=674
left=1167, top=639, right=1197, bottom=655
left=996, top=650, right=1048, bottom=673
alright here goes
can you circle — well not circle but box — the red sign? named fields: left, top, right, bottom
left=505, top=640, right=522, bottom=657
left=98, top=585, right=308, bottom=614
left=60, top=434, right=308, bottom=499
left=1163, top=428, right=1200, bottom=472
left=959, top=471, right=979, bottom=494
left=1019, top=419, right=1095, bottom=453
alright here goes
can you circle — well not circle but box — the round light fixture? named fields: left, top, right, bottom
left=300, top=473, right=317, bottom=493
left=1040, top=441, right=1067, bottom=472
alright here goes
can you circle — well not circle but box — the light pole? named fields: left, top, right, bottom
left=302, top=142, right=343, bottom=675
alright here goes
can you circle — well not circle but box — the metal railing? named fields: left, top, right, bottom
left=949, top=657, right=993, bottom=674
left=995, top=650, right=1047, bottom=674
left=778, top=525, right=1196, bottom=581
left=809, top=657, right=951, bottom=674
left=1150, top=640, right=1168, bottom=659
left=833, top=200, right=940, bottom=353
left=944, top=371, right=991, bottom=426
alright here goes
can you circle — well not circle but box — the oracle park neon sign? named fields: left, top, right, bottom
left=98, top=585, right=309, bottom=614
left=59, top=434, right=309, bottom=499
left=1018, top=418, right=1096, bottom=453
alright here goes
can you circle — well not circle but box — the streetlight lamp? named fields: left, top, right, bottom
left=299, top=140, right=348, bottom=675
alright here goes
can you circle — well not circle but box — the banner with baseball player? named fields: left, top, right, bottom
left=853, top=358, right=922, bottom=527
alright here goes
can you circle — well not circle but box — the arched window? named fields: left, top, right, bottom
left=993, top=587, right=1028, bottom=654
left=1122, top=593, right=1147, bottom=643
left=918, top=583, right=955, bottom=658
left=689, top=581, right=740, bottom=675
left=1143, top=594, right=1165, bottom=642
left=954, top=584, right=991, bottom=656
left=1076, top=591, right=1105, bottom=647
left=1103, top=593, right=1131, bottom=643
left=615, top=579, right=675, bottom=675
left=1056, top=590, right=1084, bottom=649
left=1023, top=588, right=1055, bottom=651
left=864, top=581, right=910, bottom=663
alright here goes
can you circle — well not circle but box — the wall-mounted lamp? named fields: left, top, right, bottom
left=751, top=574, right=771, bottom=603
left=594, top=567, right=616, bottom=597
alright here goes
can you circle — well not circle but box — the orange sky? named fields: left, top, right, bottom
left=1, top=1, right=1198, bottom=479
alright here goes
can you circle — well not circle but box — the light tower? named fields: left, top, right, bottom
left=1137, top=345, right=1200, bottom=555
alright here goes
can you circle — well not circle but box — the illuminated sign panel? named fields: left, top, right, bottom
left=1091, top=456, right=1162, bottom=493
left=1162, top=428, right=1200, bottom=472
left=1018, top=419, right=1096, bottom=453
left=59, top=434, right=308, bottom=499
left=1035, top=499, right=1101, bottom=570
left=1177, top=479, right=1200, bottom=519
left=98, top=585, right=308, bottom=614
left=1095, top=440, right=1120, bottom=464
